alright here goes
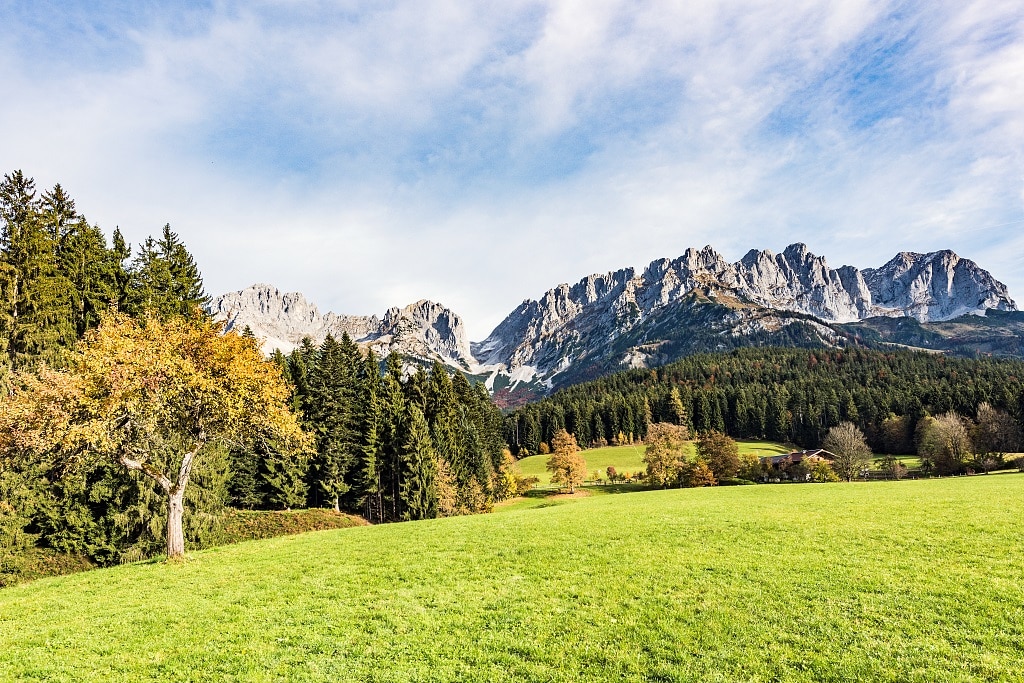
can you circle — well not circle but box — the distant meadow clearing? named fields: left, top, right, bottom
left=2, top=474, right=1022, bottom=682
left=516, top=440, right=791, bottom=485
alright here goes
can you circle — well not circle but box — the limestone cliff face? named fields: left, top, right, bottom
left=208, top=284, right=474, bottom=369
left=473, top=244, right=1016, bottom=387
left=862, top=250, right=1014, bottom=322
left=365, top=300, right=475, bottom=368
left=211, top=245, right=1015, bottom=398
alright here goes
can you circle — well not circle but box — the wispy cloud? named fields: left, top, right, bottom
left=1, top=0, right=1021, bottom=338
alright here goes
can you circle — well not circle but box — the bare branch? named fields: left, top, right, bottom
left=118, top=454, right=173, bottom=493
left=175, top=431, right=205, bottom=493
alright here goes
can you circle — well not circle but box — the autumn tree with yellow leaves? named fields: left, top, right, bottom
left=546, top=429, right=586, bottom=493
left=0, top=312, right=309, bottom=560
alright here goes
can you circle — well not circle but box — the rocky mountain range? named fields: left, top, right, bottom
left=209, top=284, right=475, bottom=369
left=209, top=244, right=1019, bottom=405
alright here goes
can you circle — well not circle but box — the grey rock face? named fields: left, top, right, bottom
left=367, top=300, right=475, bottom=368
left=475, top=244, right=1016, bottom=385
left=211, top=245, right=1015, bottom=397
left=208, top=284, right=474, bottom=368
left=862, top=250, right=1015, bottom=322
left=209, top=284, right=379, bottom=354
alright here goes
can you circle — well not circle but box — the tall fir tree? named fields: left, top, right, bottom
left=358, top=349, right=385, bottom=522
left=426, top=362, right=464, bottom=484
left=400, top=405, right=438, bottom=521
left=125, top=225, right=208, bottom=318
left=0, top=172, right=76, bottom=371
left=379, top=353, right=408, bottom=521
left=306, top=333, right=361, bottom=511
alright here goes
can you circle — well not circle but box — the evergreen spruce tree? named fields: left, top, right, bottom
left=262, top=442, right=310, bottom=511
left=125, top=225, right=208, bottom=318
left=109, top=228, right=132, bottom=307
left=0, top=172, right=76, bottom=370
left=379, top=353, right=408, bottom=521
left=358, top=350, right=384, bottom=522
left=426, top=363, right=464, bottom=485
left=227, top=446, right=265, bottom=509
left=400, top=405, right=438, bottom=520
left=306, top=334, right=361, bottom=512
left=58, top=220, right=124, bottom=336
left=158, top=224, right=209, bottom=314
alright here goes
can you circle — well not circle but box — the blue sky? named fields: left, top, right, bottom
left=2, top=0, right=1022, bottom=338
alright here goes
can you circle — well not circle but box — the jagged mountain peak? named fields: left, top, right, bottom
left=211, top=243, right=1016, bottom=406
left=740, top=247, right=775, bottom=266
left=782, top=242, right=810, bottom=259
left=861, top=249, right=1012, bottom=322
left=474, top=244, right=1016, bottom=397
left=208, top=285, right=474, bottom=369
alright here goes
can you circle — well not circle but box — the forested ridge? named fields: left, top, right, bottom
left=505, top=347, right=1024, bottom=456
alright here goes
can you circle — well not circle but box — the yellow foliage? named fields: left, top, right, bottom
left=546, top=429, right=586, bottom=493
left=0, top=312, right=311, bottom=556
left=1, top=313, right=309, bottom=466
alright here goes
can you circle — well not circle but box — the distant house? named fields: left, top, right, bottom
left=759, top=449, right=836, bottom=468
left=759, top=449, right=837, bottom=481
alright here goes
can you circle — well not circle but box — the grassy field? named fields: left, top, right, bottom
left=517, top=440, right=791, bottom=485
left=3, top=474, right=1022, bottom=682
left=870, top=454, right=923, bottom=470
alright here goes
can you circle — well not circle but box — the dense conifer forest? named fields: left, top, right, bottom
left=262, top=344, right=516, bottom=523
left=505, top=347, right=1024, bottom=458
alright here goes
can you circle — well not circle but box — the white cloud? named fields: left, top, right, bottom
left=1, top=0, right=1022, bottom=339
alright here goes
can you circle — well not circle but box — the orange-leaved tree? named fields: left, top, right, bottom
left=546, top=429, right=586, bottom=493
left=0, top=312, right=310, bottom=560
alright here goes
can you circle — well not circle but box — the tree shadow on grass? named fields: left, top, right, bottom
left=523, top=483, right=649, bottom=500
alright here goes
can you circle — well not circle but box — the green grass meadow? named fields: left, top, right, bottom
left=517, top=440, right=791, bottom=485
left=2, top=474, right=1022, bottom=682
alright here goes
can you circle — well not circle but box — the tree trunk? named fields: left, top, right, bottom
left=332, top=496, right=340, bottom=513
left=166, top=488, right=186, bottom=559
left=117, top=432, right=202, bottom=562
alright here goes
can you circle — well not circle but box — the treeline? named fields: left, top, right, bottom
left=1, top=170, right=519, bottom=574
left=228, top=336, right=519, bottom=523
left=1, top=170, right=221, bottom=568
left=506, top=347, right=1024, bottom=457
left=0, top=170, right=206, bottom=383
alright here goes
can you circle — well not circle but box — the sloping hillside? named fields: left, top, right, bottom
left=2, top=475, right=1022, bottom=681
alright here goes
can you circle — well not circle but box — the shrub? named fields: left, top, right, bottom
left=808, top=460, right=840, bottom=483
left=516, top=476, right=540, bottom=495
left=719, top=477, right=756, bottom=486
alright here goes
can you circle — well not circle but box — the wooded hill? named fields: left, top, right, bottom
left=505, top=347, right=1024, bottom=460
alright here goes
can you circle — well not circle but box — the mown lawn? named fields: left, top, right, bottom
left=2, top=474, right=1022, bottom=682
left=517, top=440, right=790, bottom=485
